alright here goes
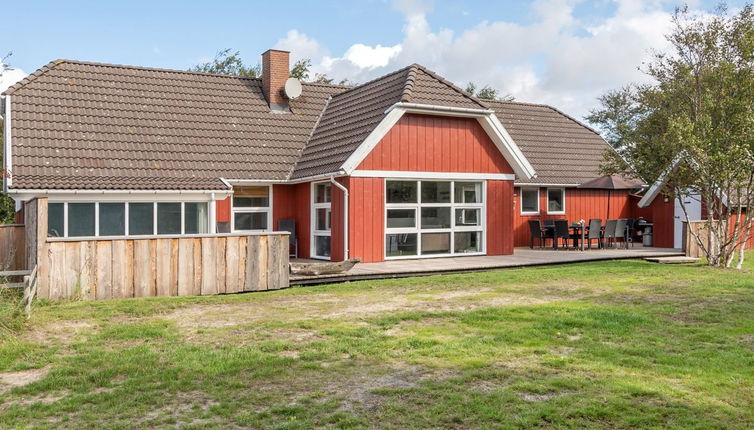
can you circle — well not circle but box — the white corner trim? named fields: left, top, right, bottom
left=3, top=95, right=11, bottom=191
left=482, top=114, right=536, bottom=180
left=340, top=107, right=406, bottom=174
left=351, top=170, right=515, bottom=180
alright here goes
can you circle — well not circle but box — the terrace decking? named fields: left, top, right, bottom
left=290, top=246, right=683, bottom=285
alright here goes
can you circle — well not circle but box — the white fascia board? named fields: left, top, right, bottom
left=224, top=179, right=286, bottom=184
left=514, top=183, right=581, bottom=188
left=386, top=102, right=494, bottom=117
left=9, top=189, right=231, bottom=202
left=286, top=170, right=347, bottom=184
left=352, top=170, right=515, bottom=180
left=3, top=95, right=11, bottom=192
left=480, top=114, right=536, bottom=180
left=637, top=153, right=686, bottom=208
left=340, top=107, right=406, bottom=174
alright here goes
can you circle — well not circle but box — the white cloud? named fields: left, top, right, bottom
left=0, top=67, right=26, bottom=93
left=274, top=29, right=329, bottom=66
left=272, top=0, right=704, bottom=119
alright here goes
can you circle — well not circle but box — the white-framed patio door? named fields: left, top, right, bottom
left=311, top=182, right=332, bottom=259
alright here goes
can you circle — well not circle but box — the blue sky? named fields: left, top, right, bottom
left=1, top=0, right=747, bottom=117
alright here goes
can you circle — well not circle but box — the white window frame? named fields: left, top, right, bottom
left=546, top=187, right=566, bottom=215
left=231, top=185, right=273, bottom=232
left=519, top=187, right=540, bottom=215
left=311, top=181, right=333, bottom=260
left=384, top=179, right=486, bottom=260
left=47, top=200, right=210, bottom=238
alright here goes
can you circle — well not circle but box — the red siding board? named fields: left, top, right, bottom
left=348, top=177, right=384, bottom=263
left=512, top=187, right=637, bottom=247
left=358, top=114, right=514, bottom=174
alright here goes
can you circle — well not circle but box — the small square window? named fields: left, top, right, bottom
left=547, top=189, right=565, bottom=214
left=235, top=212, right=267, bottom=231
left=521, top=188, right=539, bottom=214
left=386, top=181, right=417, bottom=204
left=129, top=203, right=154, bottom=235
left=184, top=202, right=208, bottom=234
left=48, top=203, right=65, bottom=237
left=68, top=203, right=95, bottom=237
left=99, top=203, right=125, bottom=236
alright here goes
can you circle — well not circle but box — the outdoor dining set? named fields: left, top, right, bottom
left=528, top=218, right=652, bottom=251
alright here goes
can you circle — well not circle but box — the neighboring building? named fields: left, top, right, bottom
left=2, top=50, right=636, bottom=263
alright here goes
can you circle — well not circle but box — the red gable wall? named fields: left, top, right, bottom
left=358, top=113, right=514, bottom=174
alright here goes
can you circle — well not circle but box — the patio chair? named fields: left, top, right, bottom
left=278, top=219, right=298, bottom=258
left=586, top=218, right=603, bottom=249
left=614, top=219, right=629, bottom=249
left=554, top=220, right=574, bottom=250
left=603, top=219, right=618, bottom=248
left=627, top=218, right=642, bottom=246
left=543, top=219, right=555, bottom=227
left=528, top=220, right=553, bottom=249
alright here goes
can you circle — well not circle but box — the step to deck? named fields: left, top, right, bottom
left=644, top=256, right=700, bottom=264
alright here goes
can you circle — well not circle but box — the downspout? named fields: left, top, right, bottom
left=329, top=176, right=349, bottom=260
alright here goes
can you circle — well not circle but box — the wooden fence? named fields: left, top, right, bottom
left=37, top=233, right=290, bottom=300
left=0, top=224, right=25, bottom=270
left=684, top=220, right=753, bottom=258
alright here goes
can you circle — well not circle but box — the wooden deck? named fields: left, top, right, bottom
left=290, top=246, right=684, bottom=285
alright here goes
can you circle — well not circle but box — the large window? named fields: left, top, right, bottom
left=47, top=201, right=209, bottom=238
left=520, top=188, right=539, bottom=215
left=232, top=186, right=271, bottom=231
left=547, top=188, right=566, bottom=214
left=385, top=180, right=484, bottom=258
left=311, top=182, right=332, bottom=259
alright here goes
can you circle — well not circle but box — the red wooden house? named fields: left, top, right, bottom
left=2, top=49, right=644, bottom=264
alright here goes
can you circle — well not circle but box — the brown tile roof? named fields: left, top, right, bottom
left=291, top=64, right=487, bottom=179
left=5, top=59, right=345, bottom=190
left=4, top=59, right=613, bottom=190
left=486, top=100, right=613, bottom=185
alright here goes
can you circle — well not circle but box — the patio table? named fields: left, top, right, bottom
left=569, top=223, right=587, bottom=251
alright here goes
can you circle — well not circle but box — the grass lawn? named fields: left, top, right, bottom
left=1, top=255, right=754, bottom=429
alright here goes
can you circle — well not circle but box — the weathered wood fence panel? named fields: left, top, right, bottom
left=0, top=224, right=26, bottom=271
left=38, top=234, right=289, bottom=300
left=684, top=219, right=753, bottom=258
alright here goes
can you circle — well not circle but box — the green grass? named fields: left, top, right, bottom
left=1, top=254, right=753, bottom=429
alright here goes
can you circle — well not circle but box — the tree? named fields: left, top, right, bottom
left=190, top=49, right=261, bottom=77
left=584, top=86, right=647, bottom=154
left=588, top=5, right=754, bottom=269
left=289, top=59, right=311, bottom=80
left=190, top=51, right=352, bottom=85
left=465, top=82, right=514, bottom=101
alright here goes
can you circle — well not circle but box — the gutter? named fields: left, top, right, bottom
left=329, top=176, right=349, bottom=260
left=2, top=95, right=11, bottom=192
left=6, top=189, right=231, bottom=195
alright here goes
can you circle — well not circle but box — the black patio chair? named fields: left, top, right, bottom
left=615, top=219, right=629, bottom=249
left=543, top=219, right=555, bottom=227
left=278, top=219, right=298, bottom=258
left=586, top=218, right=603, bottom=249
left=603, top=219, right=618, bottom=248
left=528, top=220, right=553, bottom=249
left=554, top=220, right=574, bottom=250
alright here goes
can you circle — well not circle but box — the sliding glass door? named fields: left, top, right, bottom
left=385, top=180, right=485, bottom=259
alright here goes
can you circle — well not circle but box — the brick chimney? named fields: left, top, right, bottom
left=262, top=49, right=290, bottom=112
